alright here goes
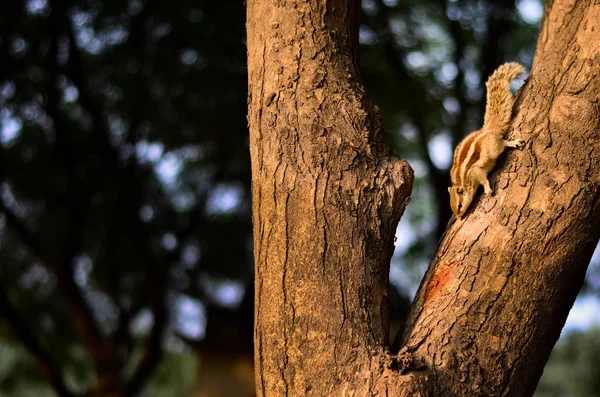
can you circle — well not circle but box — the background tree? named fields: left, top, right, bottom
left=0, top=1, right=252, bottom=396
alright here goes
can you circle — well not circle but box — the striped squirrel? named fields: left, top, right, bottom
left=448, top=62, right=526, bottom=218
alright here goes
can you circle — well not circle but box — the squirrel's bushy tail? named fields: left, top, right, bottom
left=483, top=62, right=526, bottom=135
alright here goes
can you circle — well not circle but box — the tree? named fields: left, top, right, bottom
left=0, top=1, right=251, bottom=395
left=247, top=0, right=600, bottom=396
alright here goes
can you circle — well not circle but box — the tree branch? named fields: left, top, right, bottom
left=0, top=137, right=81, bottom=397
left=0, top=154, right=72, bottom=396
left=0, top=201, right=43, bottom=257
left=386, top=2, right=600, bottom=394
left=0, top=285, right=80, bottom=397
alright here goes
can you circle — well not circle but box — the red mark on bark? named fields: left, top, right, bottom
left=424, top=261, right=458, bottom=303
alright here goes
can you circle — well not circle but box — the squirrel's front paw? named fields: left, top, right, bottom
left=514, top=139, right=525, bottom=149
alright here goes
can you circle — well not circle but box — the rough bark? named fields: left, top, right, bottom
left=247, top=0, right=413, bottom=394
left=247, top=0, right=600, bottom=396
left=392, top=1, right=600, bottom=395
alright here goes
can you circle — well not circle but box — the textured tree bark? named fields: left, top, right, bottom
left=247, top=0, right=600, bottom=396
left=392, top=1, right=600, bottom=395
left=247, top=0, right=413, bottom=395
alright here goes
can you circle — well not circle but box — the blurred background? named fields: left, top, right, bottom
left=0, top=0, right=598, bottom=396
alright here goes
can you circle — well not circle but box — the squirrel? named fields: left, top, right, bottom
left=448, top=62, right=526, bottom=219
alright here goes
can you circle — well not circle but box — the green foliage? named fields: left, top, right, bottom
left=0, top=326, right=56, bottom=397
left=143, top=351, right=198, bottom=397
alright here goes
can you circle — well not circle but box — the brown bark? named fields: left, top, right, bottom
left=247, top=0, right=413, bottom=394
left=392, top=1, right=600, bottom=395
left=247, top=0, right=600, bottom=396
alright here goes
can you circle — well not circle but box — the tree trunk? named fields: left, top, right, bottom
left=247, top=0, right=600, bottom=396
left=246, top=0, right=414, bottom=394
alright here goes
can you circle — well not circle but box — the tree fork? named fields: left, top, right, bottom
left=248, top=0, right=600, bottom=396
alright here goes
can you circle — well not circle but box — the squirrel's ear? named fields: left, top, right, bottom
left=447, top=187, right=452, bottom=193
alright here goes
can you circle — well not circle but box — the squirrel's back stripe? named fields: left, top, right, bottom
left=459, top=130, right=487, bottom=184
left=451, top=129, right=484, bottom=186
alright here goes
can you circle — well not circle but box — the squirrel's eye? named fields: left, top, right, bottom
left=458, top=204, right=462, bottom=209
left=457, top=188, right=463, bottom=194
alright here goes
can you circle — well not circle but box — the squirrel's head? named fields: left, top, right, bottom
left=448, top=186, right=475, bottom=219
